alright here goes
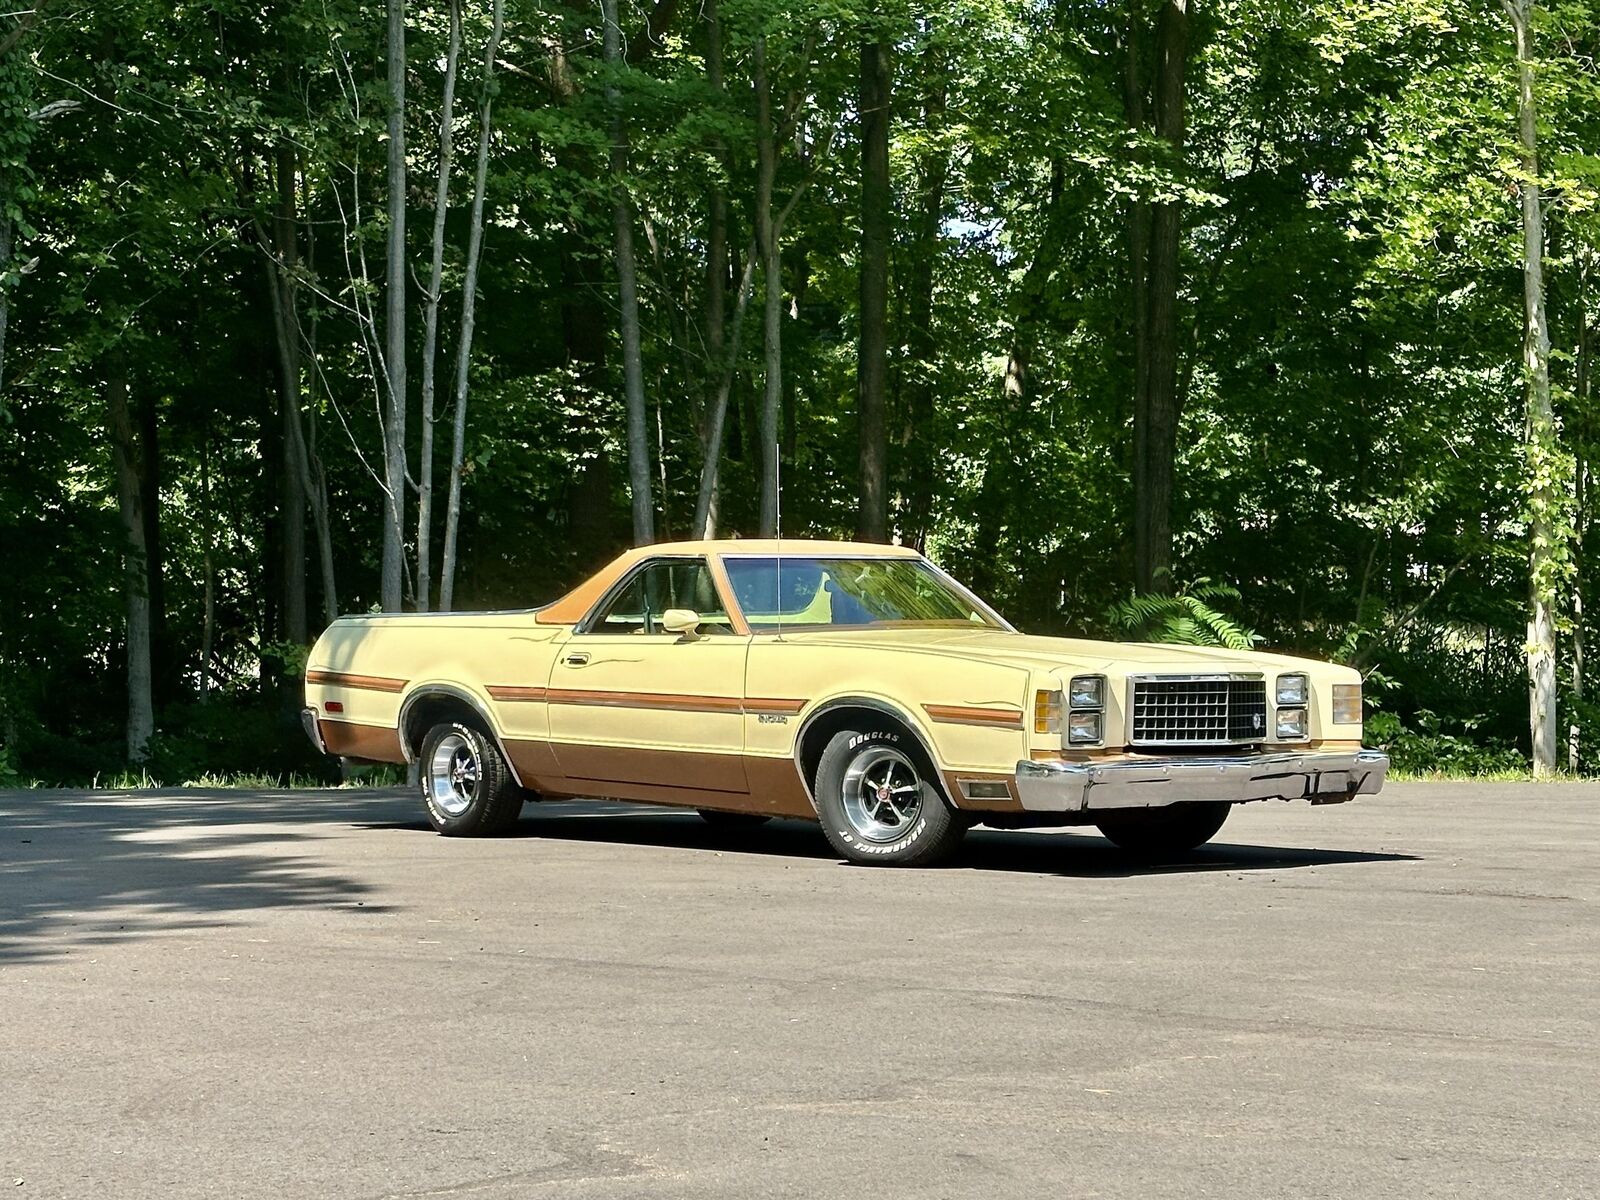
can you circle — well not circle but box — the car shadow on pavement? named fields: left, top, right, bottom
left=957, top=831, right=1418, bottom=878
left=0, top=789, right=400, bottom=964
left=370, top=798, right=1419, bottom=879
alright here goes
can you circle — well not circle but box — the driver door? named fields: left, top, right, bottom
left=546, top=556, right=751, bottom=797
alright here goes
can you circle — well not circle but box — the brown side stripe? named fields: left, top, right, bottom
left=306, top=669, right=407, bottom=694
left=548, top=688, right=745, bottom=713
left=744, top=697, right=807, bottom=716
left=486, top=685, right=549, bottom=702
left=922, top=703, right=1025, bottom=730
left=485, top=686, right=806, bottom=716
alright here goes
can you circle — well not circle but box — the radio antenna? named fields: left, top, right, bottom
left=774, top=440, right=783, bottom=642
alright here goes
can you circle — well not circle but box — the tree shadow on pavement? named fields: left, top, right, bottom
left=0, top=789, right=405, bottom=964
left=370, top=799, right=1419, bottom=878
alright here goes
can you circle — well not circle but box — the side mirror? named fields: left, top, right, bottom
left=661, top=608, right=702, bottom=640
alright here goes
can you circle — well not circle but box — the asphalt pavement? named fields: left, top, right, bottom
left=1, top=782, right=1596, bottom=1199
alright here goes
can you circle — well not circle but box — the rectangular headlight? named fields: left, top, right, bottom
left=1332, top=683, right=1362, bottom=725
left=1276, top=707, right=1308, bottom=740
left=1034, top=689, right=1062, bottom=735
left=1069, top=675, right=1105, bottom=710
left=1068, top=711, right=1102, bottom=744
left=1276, top=673, right=1309, bottom=706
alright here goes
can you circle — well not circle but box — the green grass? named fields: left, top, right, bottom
left=11, top=764, right=408, bottom=791
left=10, top=763, right=1592, bottom=790
left=1388, top=767, right=1591, bottom=783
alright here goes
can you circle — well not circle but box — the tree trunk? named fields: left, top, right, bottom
left=260, top=262, right=317, bottom=643
left=199, top=428, right=216, bottom=706
left=301, top=187, right=339, bottom=626
left=257, top=349, right=281, bottom=662
left=107, top=363, right=153, bottom=762
left=901, top=36, right=947, bottom=550
left=1572, top=262, right=1591, bottom=770
left=306, top=416, right=338, bottom=626
left=136, top=386, right=169, bottom=702
left=1002, top=160, right=1069, bottom=408
left=602, top=0, right=655, bottom=546
left=557, top=222, right=620, bottom=547
left=0, top=214, right=10, bottom=396
left=381, top=0, right=409, bottom=612
left=271, top=145, right=308, bottom=645
left=438, top=0, right=504, bottom=612
left=1571, top=443, right=1584, bottom=772
left=856, top=40, right=892, bottom=543
left=697, top=0, right=728, bottom=538
left=693, top=247, right=758, bottom=538
left=702, top=193, right=727, bottom=537
left=1123, top=8, right=1151, bottom=585
left=416, top=0, right=462, bottom=614
left=755, top=35, right=782, bottom=537
left=1130, top=0, right=1189, bottom=594
left=1507, top=0, right=1559, bottom=776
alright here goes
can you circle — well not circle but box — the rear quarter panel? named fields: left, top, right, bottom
left=305, top=615, right=565, bottom=760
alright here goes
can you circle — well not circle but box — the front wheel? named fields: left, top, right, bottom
left=813, top=729, right=965, bottom=866
left=1094, top=801, right=1231, bottom=857
left=419, top=720, right=524, bottom=836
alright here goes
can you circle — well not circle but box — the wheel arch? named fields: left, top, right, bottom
left=792, top=695, right=947, bottom=800
left=398, top=683, right=525, bottom=787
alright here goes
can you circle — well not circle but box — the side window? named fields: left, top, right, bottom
left=589, top=559, right=732, bottom=635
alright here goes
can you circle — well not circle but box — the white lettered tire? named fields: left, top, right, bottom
left=813, top=728, right=965, bottom=866
left=419, top=720, right=524, bottom=836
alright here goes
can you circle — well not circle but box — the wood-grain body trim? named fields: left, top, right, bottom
left=548, top=688, right=744, bottom=713
left=306, top=669, right=407, bottom=694
left=921, top=703, right=1025, bottom=730
left=743, top=697, right=806, bottom=716
left=486, top=685, right=549, bottom=702
left=487, top=686, right=806, bottom=716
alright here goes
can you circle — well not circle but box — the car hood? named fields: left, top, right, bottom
left=777, top=626, right=1344, bottom=678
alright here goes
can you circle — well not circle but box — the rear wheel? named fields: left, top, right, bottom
left=1095, top=801, right=1231, bottom=857
left=813, top=729, right=965, bottom=866
left=697, top=809, right=772, bottom=828
left=419, top=720, right=523, bottom=836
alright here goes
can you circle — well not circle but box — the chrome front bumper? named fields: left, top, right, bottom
left=1013, top=749, right=1389, bottom=813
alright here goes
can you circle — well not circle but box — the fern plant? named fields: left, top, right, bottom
left=1104, top=579, right=1262, bottom=650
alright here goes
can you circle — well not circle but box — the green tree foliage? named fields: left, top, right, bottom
left=1105, top=580, right=1260, bottom=651
left=2, top=0, right=1599, bottom=778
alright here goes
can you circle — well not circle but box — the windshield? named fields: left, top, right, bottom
left=721, top=556, right=1000, bottom=631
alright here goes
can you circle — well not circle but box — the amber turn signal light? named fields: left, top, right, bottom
left=1034, top=689, right=1063, bottom=734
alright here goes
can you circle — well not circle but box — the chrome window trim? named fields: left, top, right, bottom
left=715, top=552, right=1014, bottom=634
left=575, top=555, right=737, bottom=637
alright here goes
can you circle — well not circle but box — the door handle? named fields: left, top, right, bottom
left=564, top=652, right=590, bottom=666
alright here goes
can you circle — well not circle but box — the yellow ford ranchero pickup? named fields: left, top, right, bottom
left=302, top=539, right=1388, bottom=866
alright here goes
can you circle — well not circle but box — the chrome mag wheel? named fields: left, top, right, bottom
left=428, top=731, right=480, bottom=817
left=841, top=746, right=926, bottom=843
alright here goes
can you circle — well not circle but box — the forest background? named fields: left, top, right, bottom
left=2, top=0, right=1598, bottom=786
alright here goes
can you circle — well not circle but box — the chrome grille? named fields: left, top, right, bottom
left=1130, top=676, right=1267, bottom=745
